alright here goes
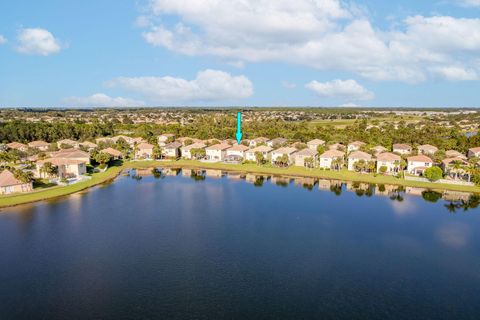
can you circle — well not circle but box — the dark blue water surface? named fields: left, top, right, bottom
left=1, top=170, right=480, bottom=320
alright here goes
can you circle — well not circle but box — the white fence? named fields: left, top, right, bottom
left=404, top=175, right=474, bottom=186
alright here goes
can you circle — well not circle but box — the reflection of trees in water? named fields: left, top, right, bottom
left=378, top=184, right=386, bottom=193
left=389, top=187, right=404, bottom=202
left=131, top=175, right=142, bottom=181
left=330, top=183, right=343, bottom=196
left=190, top=170, right=206, bottom=181
left=444, top=194, right=480, bottom=213
left=421, top=190, right=442, bottom=203
left=151, top=168, right=164, bottom=179
left=254, top=176, right=264, bottom=187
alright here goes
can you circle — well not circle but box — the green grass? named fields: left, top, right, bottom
left=0, top=165, right=123, bottom=209
left=308, top=116, right=421, bottom=128
left=1, top=159, right=478, bottom=209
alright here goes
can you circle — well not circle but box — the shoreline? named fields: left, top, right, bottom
left=1, top=160, right=479, bottom=209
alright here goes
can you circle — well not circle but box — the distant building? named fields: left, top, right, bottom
left=57, top=139, right=79, bottom=149
left=468, top=147, right=480, bottom=158
left=181, top=142, right=206, bottom=160
left=294, top=148, right=318, bottom=167
left=347, top=151, right=372, bottom=171
left=6, top=142, right=28, bottom=152
left=158, top=134, right=176, bottom=147
left=248, top=137, right=269, bottom=148
left=36, top=158, right=87, bottom=179
left=347, top=141, right=366, bottom=153
left=266, top=138, right=288, bottom=148
left=271, top=147, right=297, bottom=165
left=328, top=143, right=345, bottom=151
left=28, top=140, right=50, bottom=151
left=371, top=145, right=387, bottom=155
left=417, top=144, right=438, bottom=155
left=392, top=143, right=412, bottom=155
left=135, top=142, right=155, bottom=159
left=244, top=145, right=273, bottom=162
left=376, top=152, right=401, bottom=174
left=163, top=141, right=182, bottom=159
left=319, top=149, right=344, bottom=169
left=205, top=144, right=230, bottom=162
left=100, top=147, right=123, bottom=160
left=79, top=141, right=98, bottom=151
left=48, top=149, right=90, bottom=164
left=0, top=170, right=33, bottom=194
left=407, top=155, right=433, bottom=176
left=306, top=139, right=325, bottom=151
left=445, top=150, right=467, bottom=160
left=226, top=144, right=249, bottom=160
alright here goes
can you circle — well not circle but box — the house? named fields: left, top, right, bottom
left=163, top=141, right=182, bottom=159
left=36, top=158, right=87, bottom=179
left=57, top=139, right=79, bottom=149
left=48, top=149, right=91, bottom=164
left=28, top=140, right=50, bottom=151
left=266, top=138, right=288, bottom=148
left=467, top=147, right=480, bottom=158
left=371, top=145, right=387, bottom=155
left=158, top=134, right=176, bottom=147
left=249, top=137, right=269, bottom=148
left=328, top=143, right=345, bottom=151
left=407, top=155, right=433, bottom=176
left=6, top=142, right=28, bottom=152
left=135, top=142, right=155, bottom=159
left=0, top=170, right=33, bottom=194
left=441, top=157, right=470, bottom=179
left=319, top=149, right=344, bottom=169
left=376, top=152, right=402, bottom=174
left=347, top=141, right=366, bottom=153
left=245, top=145, right=273, bottom=162
left=417, top=144, right=438, bottom=155
left=271, top=147, right=297, bottom=165
left=205, top=144, right=230, bottom=162
left=226, top=144, right=249, bottom=159
left=181, top=142, right=206, bottom=160
left=294, top=148, right=318, bottom=167
left=79, top=141, right=98, bottom=151
left=392, top=143, right=412, bottom=155
left=100, top=147, right=123, bottom=160
left=307, top=139, right=325, bottom=151
left=445, top=150, right=467, bottom=160
left=111, top=135, right=135, bottom=145
left=177, top=137, right=202, bottom=146
left=347, top=151, right=373, bottom=171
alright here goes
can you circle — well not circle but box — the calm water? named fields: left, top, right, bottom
left=1, top=169, right=480, bottom=320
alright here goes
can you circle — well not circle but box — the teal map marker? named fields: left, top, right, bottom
left=236, top=112, right=242, bottom=145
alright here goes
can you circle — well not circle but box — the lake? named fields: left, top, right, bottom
left=1, top=168, right=480, bottom=320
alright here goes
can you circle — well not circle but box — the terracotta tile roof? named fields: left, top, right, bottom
left=348, top=141, right=366, bottom=147
left=37, top=158, right=86, bottom=166
left=164, top=141, right=182, bottom=149
left=377, top=152, right=401, bottom=161
left=469, top=147, right=480, bottom=153
left=7, top=142, right=27, bottom=149
left=418, top=144, right=438, bottom=151
left=348, top=151, right=372, bottom=160
left=227, top=144, right=249, bottom=152
left=206, top=143, right=230, bottom=151
left=393, top=143, right=412, bottom=150
left=445, top=150, right=466, bottom=158
left=100, top=148, right=122, bottom=157
left=137, top=142, right=154, bottom=150
left=28, top=141, right=49, bottom=148
left=295, top=148, right=318, bottom=157
left=442, top=157, right=468, bottom=166
left=307, top=139, right=325, bottom=145
left=181, top=142, right=206, bottom=151
left=49, top=149, right=90, bottom=159
left=80, top=141, right=97, bottom=148
left=320, top=149, right=344, bottom=158
left=407, top=155, right=433, bottom=162
left=272, top=147, right=297, bottom=155
left=247, top=145, right=273, bottom=153
left=0, top=170, right=24, bottom=187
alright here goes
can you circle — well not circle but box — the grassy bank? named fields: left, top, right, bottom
left=0, top=165, right=123, bottom=209
left=126, top=160, right=480, bottom=194
left=1, top=159, right=479, bottom=209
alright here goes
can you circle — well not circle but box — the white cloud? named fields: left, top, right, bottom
left=139, top=0, right=480, bottom=83
left=17, top=28, right=62, bottom=56
left=63, top=93, right=144, bottom=107
left=0, top=35, right=7, bottom=44
left=430, top=66, right=478, bottom=81
left=306, top=79, right=374, bottom=101
left=457, top=0, right=480, bottom=7
left=105, top=69, right=253, bottom=103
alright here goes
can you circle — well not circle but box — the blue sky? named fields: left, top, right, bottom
left=0, top=0, right=479, bottom=108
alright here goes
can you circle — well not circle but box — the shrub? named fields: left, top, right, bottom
left=424, top=166, right=443, bottom=182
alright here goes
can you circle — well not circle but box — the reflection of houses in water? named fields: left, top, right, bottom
left=294, top=177, right=317, bottom=190
left=135, top=168, right=152, bottom=176
left=226, top=172, right=244, bottom=180
left=245, top=174, right=268, bottom=184
left=271, top=175, right=291, bottom=186
left=318, top=179, right=332, bottom=190
left=182, top=168, right=192, bottom=176
left=163, top=168, right=181, bottom=176
left=405, top=187, right=425, bottom=196
left=205, top=169, right=223, bottom=178
left=346, top=181, right=369, bottom=191
left=443, top=191, right=471, bottom=202
left=375, top=184, right=399, bottom=196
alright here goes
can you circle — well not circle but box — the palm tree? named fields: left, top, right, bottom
left=331, top=157, right=343, bottom=171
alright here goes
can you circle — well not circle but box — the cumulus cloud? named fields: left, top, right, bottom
left=306, top=79, right=374, bottom=101
left=105, top=69, right=253, bottom=103
left=17, top=28, right=62, bottom=56
left=139, top=0, right=480, bottom=83
left=63, top=93, right=144, bottom=107
left=0, top=35, right=7, bottom=44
